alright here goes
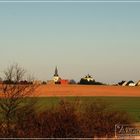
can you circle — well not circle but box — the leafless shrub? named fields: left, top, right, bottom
left=12, top=99, right=132, bottom=139
left=51, top=100, right=83, bottom=138
left=30, top=99, right=83, bottom=138
left=14, top=102, right=38, bottom=138
left=81, top=101, right=133, bottom=138
left=0, top=63, right=38, bottom=137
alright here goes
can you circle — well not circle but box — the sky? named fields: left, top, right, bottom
left=0, top=0, right=140, bottom=83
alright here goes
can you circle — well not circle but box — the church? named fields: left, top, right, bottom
left=53, top=67, right=69, bottom=85
left=53, top=67, right=61, bottom=84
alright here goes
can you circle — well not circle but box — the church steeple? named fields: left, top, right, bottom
left=53, top=66, right=61, bottom=83
left=54, top=66, right=58, bottom=76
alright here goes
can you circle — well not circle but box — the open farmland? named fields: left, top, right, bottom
left=0, top=85, right=140, bottom=121
left=34, top=85, right=140, bottom=97
left=32, top=85, right=140, bottom=121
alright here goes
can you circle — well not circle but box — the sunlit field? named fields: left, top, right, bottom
left=34, top=85, right=140, bottom=97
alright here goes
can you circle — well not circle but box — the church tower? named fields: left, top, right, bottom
left=53, top=66, right=61, bottom=83
left=54, top=66, right=58, bottom=77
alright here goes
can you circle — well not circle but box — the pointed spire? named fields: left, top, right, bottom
left=54, top=66, right=59, bottom=76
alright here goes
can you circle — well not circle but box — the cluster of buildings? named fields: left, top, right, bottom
left=0, top=66, right=140, bottom=86
left=48, top=67, right=96, bottom=85
left=47, top=67, right=96, bottom=85
left=118, top=80, right=140, bottom=87
left=47, top=67, right=69, bottom=85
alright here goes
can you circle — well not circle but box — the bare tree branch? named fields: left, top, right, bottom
left=0, top=63, right=39, bottom=136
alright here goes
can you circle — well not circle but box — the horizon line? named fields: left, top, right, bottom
left=0, top=1, right=140, bottom=3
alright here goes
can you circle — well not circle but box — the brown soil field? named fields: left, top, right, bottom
left=33, top=85, right=140, bottom=97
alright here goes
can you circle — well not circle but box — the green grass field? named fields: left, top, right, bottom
left=1, top=97, right=140, bottom=121
left=27, top=97, right=140, bottom=122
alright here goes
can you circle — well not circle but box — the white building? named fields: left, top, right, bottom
left=126, top=81, right=135, bottom=87
left=128, top=83, right=135, bottom=87
left=83, top=74, right=95, bottom=82
left=136, top=80, right=140, bottom=86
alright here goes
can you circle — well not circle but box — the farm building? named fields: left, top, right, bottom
left=118, top=80, right=136, bottom=87
left=60, top=79, right=69, bottom=85
left=126, top=81, right=135, bottom=87
left=47, top=80, right=55, bottom=85
left=136, top=80, right=140, bottom=86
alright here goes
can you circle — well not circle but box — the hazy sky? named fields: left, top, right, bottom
left=0, top=1, right=140, bottom=83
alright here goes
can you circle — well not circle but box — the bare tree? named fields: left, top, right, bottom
left=0, top=63, right=38, bottom=137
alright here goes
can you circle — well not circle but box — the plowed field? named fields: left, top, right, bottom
left=34, top=85, right=140, bottom=97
